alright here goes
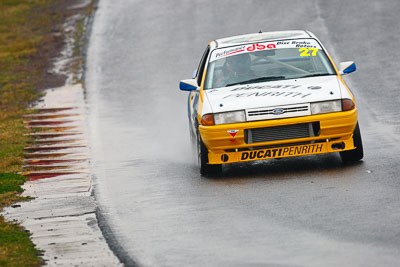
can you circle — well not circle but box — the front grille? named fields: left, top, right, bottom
left=245, top=122, right=319, bottom=144
left=246, top=104, right=311, bottom=121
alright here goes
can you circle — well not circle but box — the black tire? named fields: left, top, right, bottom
left=197, top=132, right=222, bottom=176
left=340, top=122, right=364, bottom=163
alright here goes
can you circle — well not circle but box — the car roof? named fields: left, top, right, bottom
left=214, top=30, right=314, bottom=48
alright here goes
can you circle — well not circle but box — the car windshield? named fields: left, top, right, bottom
left=204, top=39, right=336, bottom=89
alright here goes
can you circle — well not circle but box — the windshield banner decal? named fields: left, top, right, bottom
left=210, top=39, right=322, bottom=62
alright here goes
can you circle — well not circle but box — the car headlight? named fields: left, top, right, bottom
left=311, top=100, right=342, bottom=115
left=214, top=110, right=246, bottom=125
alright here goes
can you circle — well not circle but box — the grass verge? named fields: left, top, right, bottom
left=0, top=0, right=92, bottom=265
left=0, top=0, right=57, bottom=264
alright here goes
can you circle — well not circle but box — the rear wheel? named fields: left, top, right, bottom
left=340, top=122, right=364, bottom=163
left=197, top=132, right=222, bottom=176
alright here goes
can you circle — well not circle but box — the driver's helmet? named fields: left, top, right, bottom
left=225, top=53, right=251, bottom=76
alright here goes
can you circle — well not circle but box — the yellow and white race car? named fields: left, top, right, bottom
left=180, top=30, right=363, bottom=175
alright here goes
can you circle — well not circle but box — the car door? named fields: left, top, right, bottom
left=189, top=45, right=210, bottom=132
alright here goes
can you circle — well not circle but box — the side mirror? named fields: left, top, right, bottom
left=179, top=79, right=199, bottom=91
left=339, top=61, right=356, bottom=75
left=192, top=69, right=197, bottom=79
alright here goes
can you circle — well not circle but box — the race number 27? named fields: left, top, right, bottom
left=299, top=48, right=318, bottom=56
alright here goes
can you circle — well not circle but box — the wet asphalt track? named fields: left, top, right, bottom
left=85, top=1, right=400, bottom=266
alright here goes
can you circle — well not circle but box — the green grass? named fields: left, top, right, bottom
left=0, top=113, right=31, bottom=173
left=0, top=174, right=25, bottom=194
left=0, top=0, right=69, bottom=265
left=0, top=175, right=40, bottom=266
left=0, top=0, right=96, bottom=263
left=0, top=217, right=41, bottom=267
left=0, top=0, right=51, bottom=112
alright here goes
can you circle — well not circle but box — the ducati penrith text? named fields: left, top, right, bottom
left=241, top=143, right=324, bottom=160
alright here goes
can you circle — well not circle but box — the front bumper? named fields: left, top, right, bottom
left=199, top=108, right=358, bottom=164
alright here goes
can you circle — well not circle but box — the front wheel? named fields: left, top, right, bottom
left=197, top=133, right=222, bottom=176
left=340, top=122, right=364, bottom=163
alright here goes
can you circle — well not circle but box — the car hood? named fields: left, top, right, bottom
left=205, top=75, right=343, bottom=113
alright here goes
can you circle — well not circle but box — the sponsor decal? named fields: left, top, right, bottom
left=230, top=84, right=323, bottom=92
left=307, top=86, right=322, bottom=90
left=276, top=41, right=290, bottom=45
left=277, top=40, right=318, bottom=48
left=210, top=39, right=322, bottom=62
left=231, top=84, right=302, bottom=91
left=223, top=91, right=312, bottom=99
left=292, top=41, right=317, bottom=48
left=240, top=144, right=324, bottom=160
left=246, top=43, right=276, bottom=52
left=215, top=46, right=246, bottom=59
left=227, top=130, right=239, bottom=138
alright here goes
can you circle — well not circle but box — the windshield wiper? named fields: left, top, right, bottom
left=295, top=73, right=333, bottom=79
left=226, top=76, right=286, bottom=86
